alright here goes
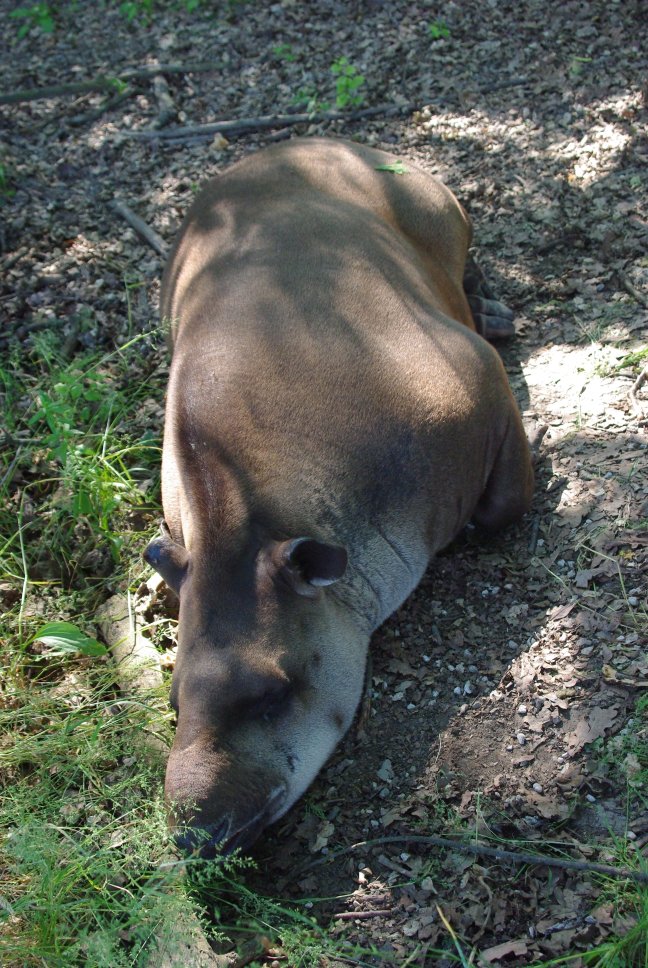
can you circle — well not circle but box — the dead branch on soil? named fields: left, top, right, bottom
left=299, top=833, right=648, bottom=884
left=116, top=102, right=417, bottom=142
left=96, top=592, right=167, bottom=759
left=111, top=199, right=167, bottom=256
left=333, top=909, right=394, bottom=921
left=617, top=268, right=648, bottom=309
left=68, top=86, right=135, bottom=127
left=0, top=62, right=219, bottom=105
left=629, top=366, right=648, bottom=422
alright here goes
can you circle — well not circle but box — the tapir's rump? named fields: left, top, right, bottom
left=144, top=138, right=533, bottom=854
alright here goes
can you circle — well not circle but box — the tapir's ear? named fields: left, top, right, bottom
left=143, top=522, right=189, bottom=595
left=275, top=537, right=347, bottom=597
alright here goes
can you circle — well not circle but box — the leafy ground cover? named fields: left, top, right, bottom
left=1, top=0, right=646, bottom=964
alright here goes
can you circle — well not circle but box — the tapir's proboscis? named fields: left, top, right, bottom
left=145, top=138, right=534, bottom=855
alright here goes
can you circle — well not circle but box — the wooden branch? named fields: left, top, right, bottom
left=118, top=102, right=417, bottom=142
left=334, top=909, right=393, bottom=921
left=111, top=199, right=167, bottom=256
left=68, top=85, right=134, bottom=127
left=618, top=268, right=648, bottom=309
left=0, top=62, right=219, bottom=106
left=96, top=592, right=168, bottom=760
left=300, top=832, right=648, bottom=884
left=0, top=77, right=123, bottom=105
left=629, top=366, right=647, bottom=415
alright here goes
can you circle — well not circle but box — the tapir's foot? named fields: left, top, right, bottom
left=463, top=254, right=516, bottom=341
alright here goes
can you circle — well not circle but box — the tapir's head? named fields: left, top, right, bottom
left=144, top=525, right=366, bottom=855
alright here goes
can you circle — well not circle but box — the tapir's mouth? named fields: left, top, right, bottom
left=173, top=784, right=288, bottom=857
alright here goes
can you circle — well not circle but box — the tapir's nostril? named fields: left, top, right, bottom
left=173, top=818, right=231, bottom=856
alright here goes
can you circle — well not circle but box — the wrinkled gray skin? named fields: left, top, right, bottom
left=145, top=138, right=534, bottom=855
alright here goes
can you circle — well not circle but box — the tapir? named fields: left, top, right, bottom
left=144, top=137, right=534, bottom=855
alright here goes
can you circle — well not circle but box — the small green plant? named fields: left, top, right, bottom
left=9, top=1, right=54, bottom=37
left=330, top=56, right=365, bottom=109
left=0, top=162, right=15, bottom=200
left=272, top=42, right=296, bottom=62
left=119, top=0, right=154, bottom=22
left=617, top=345, right=648, bottom=370
left=291, top=85, right=329, bottom=114
left=569, top=54, right=593, bottom=77
left=427, top=19, right=450, bottom=40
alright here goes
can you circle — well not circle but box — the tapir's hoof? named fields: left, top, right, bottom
left=463, top=254, right=516, bottom=341
left=467, top=294, right=516, bottom=340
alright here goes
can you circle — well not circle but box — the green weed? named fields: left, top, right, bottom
left=427, top=20, right=451, bottom=40
left=119, top=0, right=154, bottom=23
left=291, top=85, right=329, bottom=115
left=0, top=331, right=160, bottom=589
left=330, top=56, right=365, bottom=109
left=9, top=1, right=54, bottom=37
left=272, top=42, right=296, bottom=62
left=0, top=162, right=15, bottom=199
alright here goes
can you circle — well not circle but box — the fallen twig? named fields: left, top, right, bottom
left=618, top=268, right=648, bottom=309
left=629, top=366, right=647, bottom=416
left=334, top=909, right=394, bottom=921
left=68, top=85, right=134, bottom=127
left=111, top=199, right=167, bottom=256
left=117, top=102, right=417, bottom=141
left=0, top=62, right=219, bottom=105
left=300, top=833, right=648, bottom=884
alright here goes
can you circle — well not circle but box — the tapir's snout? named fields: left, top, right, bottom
left=170, top=785, right=288, bottom=857
left=164, top=720, right=291, bottom=856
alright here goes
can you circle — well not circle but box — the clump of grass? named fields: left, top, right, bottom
left=0, top=330, right=161, bottom=598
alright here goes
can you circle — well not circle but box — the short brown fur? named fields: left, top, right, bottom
left=147, top=138, right=534, bottom=854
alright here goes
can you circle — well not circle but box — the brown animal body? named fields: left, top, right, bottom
left=145, top=138, right=534, bottom=854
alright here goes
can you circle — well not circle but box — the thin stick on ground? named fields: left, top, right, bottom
left=0, top=62, right=220, bottom=105
left=111, top=199, right=167, bottom=256
left=299, top=832, right=648, bottom=884
left=629, top=366, right=647, bottom=417
left=116, top=102, right=417, bottom=141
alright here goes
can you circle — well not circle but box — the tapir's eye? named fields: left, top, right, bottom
left=256, top=683, right=291, bottom=721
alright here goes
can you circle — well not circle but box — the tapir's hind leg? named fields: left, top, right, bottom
left=463, top=254, right=516, bottom=341
left=473, top=408, right=535, bottom=533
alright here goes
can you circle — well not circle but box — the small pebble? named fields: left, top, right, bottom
left=463, top=681, right=474, bottom=695
left=506, top=744, right=513, bottom=751
left=532, top=782, right=543, bottom=793
left=516, top=732, right=526, bottom=745
left=627, top=831, right=637, bottom=841
left=628, top=596, right=638, bottom=607
left=586, top=793, right=596, bottom=803
left=518, top=704, right=527, bottom=715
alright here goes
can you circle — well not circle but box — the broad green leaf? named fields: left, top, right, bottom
left=33, top=622, right=108, bottom=657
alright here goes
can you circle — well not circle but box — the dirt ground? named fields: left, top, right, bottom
left=1, top=0, right=647, bottom=963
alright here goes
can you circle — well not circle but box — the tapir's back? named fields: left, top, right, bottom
left=160, top=138, right=533, bottom=625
